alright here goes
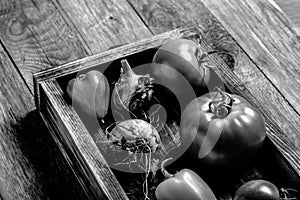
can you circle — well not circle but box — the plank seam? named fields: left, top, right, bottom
left=126, top=0, right=155, bottom=35
left=50, top=0, right=93, bottom=55
left=27, top=28, right=56, bottom=67
left=0, top=39, right=33, bottom=96
left=227, top=37, right=300, bottom=118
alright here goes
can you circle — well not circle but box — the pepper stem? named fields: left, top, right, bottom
left=209, top=88, right=233, bottom=118
left=160, top=157, right=174, bottom=179
left=280, top=188, right=298, bottom=200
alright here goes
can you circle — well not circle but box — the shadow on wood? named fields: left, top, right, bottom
left=11, top=109, right=88, bottom=200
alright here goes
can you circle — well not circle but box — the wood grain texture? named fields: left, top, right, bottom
left=127, top=0, right=300, bottom=152
left=200, top=0, right=300, bottom=114
left=0, top=0, right=153, bottom=91
left=0, top=45, right=87, bottom=200
left=0, top=43, right=39, bottom=200
left=51, top=0, right=153, bottom=53
left=0, top=0, right=88, bottom=91
left=274, top=0, right=300, bottom=31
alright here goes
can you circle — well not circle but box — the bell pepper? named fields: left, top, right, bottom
left=66, top=70, right=110, bottom=118
left=155, top=158, right=217, bottom=200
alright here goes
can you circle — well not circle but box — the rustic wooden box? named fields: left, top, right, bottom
left=34, top=27, right=300, bottom=200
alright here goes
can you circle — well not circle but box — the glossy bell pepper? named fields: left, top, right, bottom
left=67, top=70, right=110, bottom=118
left=155, top=158, right=217, bottom=200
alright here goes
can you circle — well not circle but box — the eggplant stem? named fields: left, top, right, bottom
left=121, top=59, right=134, bottom=75
left=161, top=157, right=174, bottom=179
left=280, top=188, right=298, bottom=200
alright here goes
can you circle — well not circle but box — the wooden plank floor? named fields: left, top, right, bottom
left=0, top=0, right=300, bottom=199
left=0, top=44, right=86, bottom=200
left=274, top=0, right=300, bottom=32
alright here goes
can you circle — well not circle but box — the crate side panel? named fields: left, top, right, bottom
left=33, top=27, right=198, bottom=81
left=40, top=80, right=129, bottom=200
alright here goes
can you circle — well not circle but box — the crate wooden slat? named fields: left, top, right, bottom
left=39, top=80, right=129, bottom=200
left=34, top=27, right=300, bottom=200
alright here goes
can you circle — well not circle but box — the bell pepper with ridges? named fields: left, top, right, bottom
left=67, top=70, right=110, bottom=119
left=155, top=157, right=217, bottom=200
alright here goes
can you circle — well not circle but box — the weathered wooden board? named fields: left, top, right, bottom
left=127, top=0, right=300, bottom=162
left=0, top=45, right=87, bottom=200
left=201, top=0, right=300, bottom=115
left=0, top=0, right=154, bottom=92
left=51, top=0, right=153, bottom=53
left=0, top=0, right=88, bottom=91
left=273, top=0, right=300, bottom=31
left=0, top=44, right=39, bottom=200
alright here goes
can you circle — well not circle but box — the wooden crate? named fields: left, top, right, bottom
left=34, top=27, right=300, bottom=200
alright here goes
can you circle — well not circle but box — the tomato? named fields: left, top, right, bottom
left=155, top=158, right=217, bottom=200
left=179, top=89, right=266, bottom=168
left=151, top=39, right=223, bottom=100
left=233, top=180, right=280, bottom=200
left=67, top=70, right=110, bottom=118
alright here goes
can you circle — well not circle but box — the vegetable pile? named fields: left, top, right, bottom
left=66, top=38, right=297, bottom=200
left=112, top=59, right=156, bottom=122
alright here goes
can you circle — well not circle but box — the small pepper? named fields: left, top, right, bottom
left=155, top=157, right=217, bottom=200
left=67, top=70, right=110, bottom=118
